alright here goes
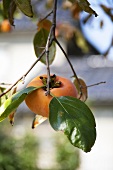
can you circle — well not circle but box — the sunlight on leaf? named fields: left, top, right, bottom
left=49, top=96, right=96, bottom=152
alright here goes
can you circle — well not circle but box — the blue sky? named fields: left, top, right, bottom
left=80, top=0, right=113, bottom=58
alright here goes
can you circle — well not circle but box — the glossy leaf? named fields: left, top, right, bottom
left=14, top=0, right=33, bottom=17
left=0, top=86, right=39, bottom=122
left=49, top=96, right=96, bottom=152
left=34, top=28, right=56, bottom=65
left=73, top=78, right=88, bottom=102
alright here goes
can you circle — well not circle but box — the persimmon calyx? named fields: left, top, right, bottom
left=39, top=74, right=62, bottom=90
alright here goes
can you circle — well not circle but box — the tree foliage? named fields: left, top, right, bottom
left=0, top=0, right=111, bottom=153
left=0, top=123, right=39, bottom=170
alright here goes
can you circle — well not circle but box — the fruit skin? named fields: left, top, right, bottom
left=0, top=20, right=11, bottom=33
left=25, top=75, right=78, bottom=117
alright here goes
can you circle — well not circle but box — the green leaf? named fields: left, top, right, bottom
left=68, top=0, right=98, bottom=16
left=77, top=0, right=98, bottom=16
left=33, top=28, right=56, bottom=65
left=14, top=0, right=33, bottom=17
left=0, top=86, right=39, bottom=122
left=8, top=0, right=17, bottom=26
left=3, top=0, right=12, bottom=18
left=49, top=96, right=96, bottom=152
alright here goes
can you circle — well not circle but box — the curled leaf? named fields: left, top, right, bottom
left=73, top=78, right=88, bottom=102
left=8, top=110, right=16, bottom=126
left=32, top=115, right=47, bottom=129
left=37, top=19, right=52, bottom=32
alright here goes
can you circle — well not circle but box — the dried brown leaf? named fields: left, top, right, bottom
left=73, top=78, right=88, bottom=102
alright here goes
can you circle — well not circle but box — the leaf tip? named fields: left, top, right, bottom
left=94, top=12, right=98, bottom=17
left=32, top=115, right=47, bottom=129
left=9, top=120, right=14, bottom=126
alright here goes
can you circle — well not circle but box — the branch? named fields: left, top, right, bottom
left=54, top=39, right=83, bottom=97
left=39, top=10, right=53, bottom=23
left=52, top=0, right=57, bottom=36
left=45, top=28, right=53, bottom=95
left=86, top=81, right=106, bottom=88
left=0, top=0, right=86, bottom=101
left=45, top=1, right=83, bottom=98
left=45, top=0, right=58, bottom=95
left=0, top=83, right=12, bottom=87
left=0, top=50, right=45, bottom=98
left=0, top=0, right=58, bottom=98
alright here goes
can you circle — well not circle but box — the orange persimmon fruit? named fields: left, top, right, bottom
left=0, top=19, right=11, bottom=33
left=25, top=74, right=78, bottom=117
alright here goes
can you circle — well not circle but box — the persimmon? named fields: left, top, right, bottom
left=0, top=19, right=11, bottom=33
left=25, top=74, right=78, bottom=117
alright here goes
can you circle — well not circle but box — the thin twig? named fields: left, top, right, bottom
left=0, top=50, right=45, bottom=98
left=0, top=83, right=12, bottom=87
left=52, top=0, right=57, bottom=36
left=84, top=81, right=106, bottom=88
left=45, top=0, right=58, bottom=95
left=55, top=39, right=82, bottom=83
left=0, top=0, right=58, bottom=98
left=48, top=0, right=82, bottom=97
left=39, top=10, right=53, bottom=23
left=45, top=28, right=53, bottom=95
left=55, top=39, right=83, bottom=99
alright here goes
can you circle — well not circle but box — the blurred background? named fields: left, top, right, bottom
left=0, top=0, right=113, bottom=170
